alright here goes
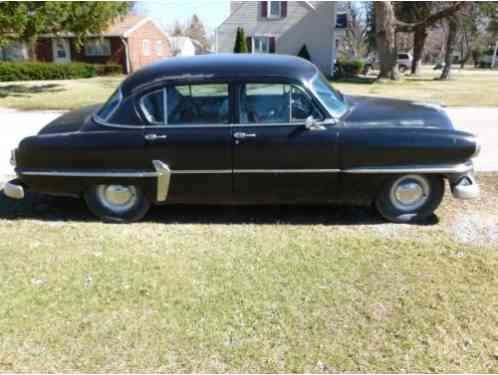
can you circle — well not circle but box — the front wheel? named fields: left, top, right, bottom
left=84, top=184, right=151, bottom=223
left=375, top=174, right=445, bottom=223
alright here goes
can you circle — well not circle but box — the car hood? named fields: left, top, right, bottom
left=38, top=104, right=102, bottom=135
left=342, top=96, right=454, bottom=129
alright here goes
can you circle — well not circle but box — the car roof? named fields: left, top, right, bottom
left=121, top=53, right=319, bottom=95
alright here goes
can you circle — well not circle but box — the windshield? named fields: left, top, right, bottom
left=96, top=88, right=122, bottom=121
left=311, top=73, right=348, bottom=118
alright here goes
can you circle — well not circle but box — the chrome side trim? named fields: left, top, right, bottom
left=152, top=160, right=171, bottom=202
left=172, top=170, right=232, bottom=174
left=233, top=169, right=341, bottom=173
left=19, top=170, right=158, bottom=178
left=343, top=163, right=473, bottom=175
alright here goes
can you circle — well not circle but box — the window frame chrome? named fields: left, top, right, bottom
left=94, top=87, right=123, bottom=123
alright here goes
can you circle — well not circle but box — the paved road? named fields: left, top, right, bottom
left=0, top=107, right=497, bottom=177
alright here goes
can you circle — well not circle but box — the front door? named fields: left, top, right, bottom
left=52, top=38, right=71, bottom=63
left=233, top=82, right=340, bottom=203
left=140, top=82, right=233, bottom=204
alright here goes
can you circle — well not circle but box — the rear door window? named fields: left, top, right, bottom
left=168, top=84, right=229, bottom=125
left=139, top=83, right=230, bottom=126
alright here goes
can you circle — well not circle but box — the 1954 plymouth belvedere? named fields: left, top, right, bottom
left=4, top=54, right=480, bottom=223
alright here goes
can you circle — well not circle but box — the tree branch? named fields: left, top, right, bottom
left=395, top=2, right=466, bottom=33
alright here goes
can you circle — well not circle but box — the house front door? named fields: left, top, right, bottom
left=52, top=39, right=71, bottom=63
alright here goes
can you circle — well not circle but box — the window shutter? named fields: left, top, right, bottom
left=261, top=1, right=268, bottom=18
left=269, top=37, right=276, bottom=53
left=281, top=2, right=287, bottom=17
left=246, top=37, right=252, bottom=53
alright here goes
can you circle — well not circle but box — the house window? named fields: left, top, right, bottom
left=84, top=39, right=111, bottom=57
left=269, top=1, right=282, bottom=18
left=155, top=40, right=163, bottom=56
left=253, top=36, right=270, bottom=53
left=143, top=40, right=151, bottom=56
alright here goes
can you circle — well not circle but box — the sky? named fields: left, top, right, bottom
left=135, top=1, right=231, bottom=34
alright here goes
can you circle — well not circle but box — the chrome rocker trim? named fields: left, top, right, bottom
left=3, top=180, right=24, bottom=200
left=343, top=162, right=473, bottom=175
left=15, top=162, right=476, bottom=202
left=152, top=160, right=171, bottom=202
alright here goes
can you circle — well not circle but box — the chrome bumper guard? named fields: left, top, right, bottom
left=3, top=179, right=24, bottom=200
left=451, top=174, right=480, bottom=200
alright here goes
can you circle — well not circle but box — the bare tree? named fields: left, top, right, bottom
left=440, top=16, right=458, bottom=79
left=374, top=1, right=466, bottom=80
left=337, top=2, right=369, bottom=59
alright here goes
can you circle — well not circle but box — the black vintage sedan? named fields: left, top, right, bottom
left=5, top=54, right=480, bottom=223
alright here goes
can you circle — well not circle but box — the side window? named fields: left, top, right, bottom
left=240, top=83, right=290, bottom=124
left=167, top=84, right=229, bottom=125
left=291, top=86, right=323, bottom=122
left=141, top=90, right=165, bottom=125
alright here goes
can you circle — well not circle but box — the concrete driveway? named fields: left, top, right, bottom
left=0, top=107, right=497, bottom=176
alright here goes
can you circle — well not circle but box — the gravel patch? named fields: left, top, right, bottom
left=451, top=214, right=498, bottom=249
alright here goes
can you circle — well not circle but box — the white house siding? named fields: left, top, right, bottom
left=216, top=1, right=337, bottom=76
left=170, top=37, right=197, bottom=57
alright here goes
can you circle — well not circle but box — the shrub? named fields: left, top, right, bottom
left=0, top=62, right=96, bottom=81
left=94, top=64, right=123, bottom=76
left=298, top=45, right=311, bottom=61
left=233, top=27, right=248, bottom=53
left=0, top=62, right=122, bottom=82
left=334, top=59, right=365, bottom=79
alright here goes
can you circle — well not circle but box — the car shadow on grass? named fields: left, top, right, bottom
left=0, top=84, right=64, bottom=98
left=0, top=191, right=440, bottom=226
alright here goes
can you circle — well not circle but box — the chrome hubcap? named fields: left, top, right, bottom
left=390, top=175, right=430, bottom=212
left=96, top=185, right=138, bottom=213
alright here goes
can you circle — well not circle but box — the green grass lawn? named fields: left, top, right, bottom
left=0, top=174, right=497, bottom=372
left=333, top=67, right=498, bottom=107
left=0, top=66, right=497, bottom=111
left=0, top=76, right=123, bottom=111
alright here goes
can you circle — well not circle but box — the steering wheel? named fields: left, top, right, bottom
left=291, top=93, right=313, bottom=120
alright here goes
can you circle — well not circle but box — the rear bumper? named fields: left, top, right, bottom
left=451, top=174, right=480, bottom=200
left=3, top=179, right=25, bottom=200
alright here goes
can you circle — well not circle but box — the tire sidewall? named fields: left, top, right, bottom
left=376, top=174, right=445, bottom=223
left=84, top=185, right=151, bottom=223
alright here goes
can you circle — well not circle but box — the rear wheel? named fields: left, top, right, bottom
left=375, top=174, right=445, bottom=223
left=84, top=184, right=150, bottom=223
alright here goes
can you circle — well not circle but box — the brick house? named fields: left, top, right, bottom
left=34, top=15, right=172, bottom=73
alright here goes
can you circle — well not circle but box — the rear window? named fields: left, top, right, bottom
left=398, top=54, right=409, bottom=59
left=96, top=88, right=122, bottom=121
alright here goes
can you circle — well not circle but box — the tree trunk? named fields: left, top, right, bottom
left=440, top=18, right=457, bottom=80
left=26, top=36, right=38, bottom=61
left=411, top=26, right=427, bottom=75
left=374, top=2, right=400, bottom=80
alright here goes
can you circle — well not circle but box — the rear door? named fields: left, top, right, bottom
left=232, top=82, right=341, bottom=203
left=139, top=82, right=233, bottom=204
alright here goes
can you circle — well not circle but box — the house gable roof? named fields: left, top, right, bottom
left=41, top=15, right=169, bottom=40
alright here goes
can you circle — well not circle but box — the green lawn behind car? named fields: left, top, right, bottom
left=0, top=66, right=497, bottom=111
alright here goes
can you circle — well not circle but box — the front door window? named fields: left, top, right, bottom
left=239, top=83, right=322, bottom=124
left=253, top=37, right=270, bottom=53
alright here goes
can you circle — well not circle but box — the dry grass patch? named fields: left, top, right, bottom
left=0, top=173, right=498, bottom=372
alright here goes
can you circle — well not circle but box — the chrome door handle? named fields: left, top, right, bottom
left=145, top=134, right=168, bottom=141
left=233, top=132, right=257, bottom=140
